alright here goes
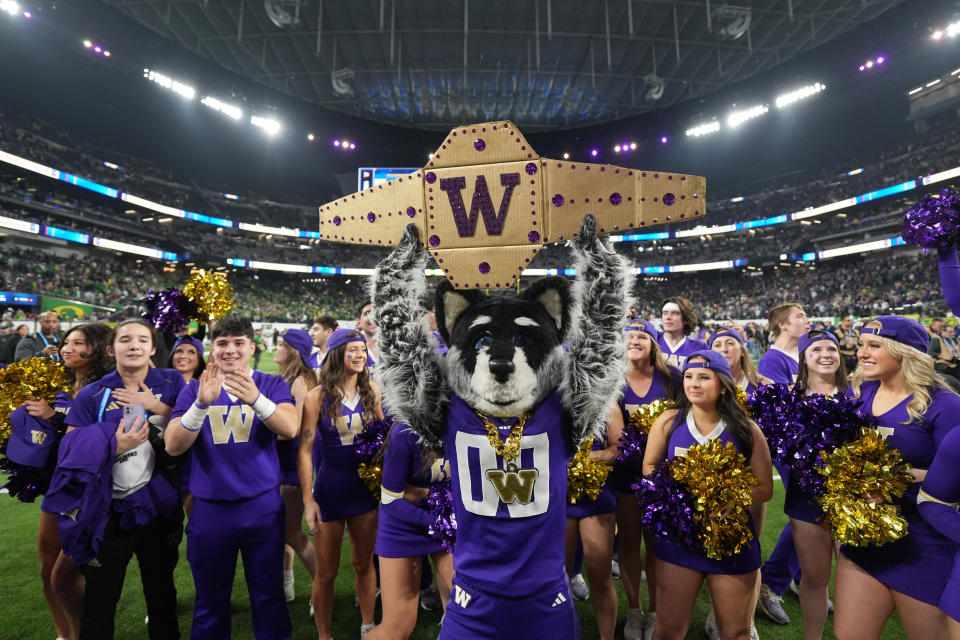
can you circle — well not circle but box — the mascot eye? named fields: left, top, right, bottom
left=513, top=335, right=532, bottom=347
left=475, top=334, right=493, bottom=350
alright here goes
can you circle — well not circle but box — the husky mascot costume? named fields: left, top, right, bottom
left=371, top=214, right=633, bottom=639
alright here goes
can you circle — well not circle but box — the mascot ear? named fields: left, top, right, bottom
left=435, top=280, right=485, bottom=344
left=520, top=276, right=571, bottom=338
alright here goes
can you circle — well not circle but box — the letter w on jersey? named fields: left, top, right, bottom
left=453, top=585, right=472, bottom=609
left=31, top=429, right=48, bottom=445
left=455, top=431, right=549, bottom=518
left=208, top=405, right=255, bottom=444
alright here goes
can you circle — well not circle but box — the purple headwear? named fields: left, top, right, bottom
left=682, top=350, right=733, bottom=380
left=798, top=329, right=839, bottom=356
left=859, top=315, right=930, bottom=354
left=625, top=319, right=659, bottom=339
left=282, top=329, right=319, bottom=369
left=172, top=335, right=204, bottom=358
left=323, top=328, right=374, bottom=367
left=710, top=327, right=744, bottom=346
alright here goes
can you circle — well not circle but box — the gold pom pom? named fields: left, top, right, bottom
left=629, top=399, right=675, bottom=433
left=817, top=427, right=912, bottom=546
left=358, top=461, right=382, bottom=499
left=735, top=387, right=750, bottom=413
left=671, top=439, right=758, bottom=559
left=183, top=270, right=235, bottom=322
left=567, top=438, right=613, bottom=503
left=0, top=358, right=71, bottom=447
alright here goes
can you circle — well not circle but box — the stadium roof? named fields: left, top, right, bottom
left=104, top=0, right=906, bottom=131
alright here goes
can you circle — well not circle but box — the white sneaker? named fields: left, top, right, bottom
left=360, top=623, right=375, bottom=639
left=623, top=607, right=644, bottom=640
left=750, top=623, right=760, bottom=640
left=704, top=612, right=720, bottom=640
left=570, top=573, right=590, bottom=600
left=283, top=569, right=295, bottom=602
left=642, top=611, right=656, bottom=640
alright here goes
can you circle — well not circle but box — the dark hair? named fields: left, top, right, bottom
left=356, top=301, right=372, bottom=319
left=314, top=315, right=339, bottom=331
left=211, top=316, right=255, bottom=341
left=61, top=323, right=115, bottom=390
left=111, top=319, right=157, bottom=349
left=671, top=357, right=755, bottom=457
left=795, top=331, right=849, bottom=394
left=318, top=331, right=377, bottom=426
left=661, top=296, right=700, bottom=335
left=166, top=342, right=207, bottom=379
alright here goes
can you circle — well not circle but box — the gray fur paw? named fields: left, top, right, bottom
left=380, top=223, right=425, bottom=272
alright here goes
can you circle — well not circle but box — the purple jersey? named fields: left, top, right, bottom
left=657, top=334, right=708, bottom=370
left=920, top=426, right=960, bottom=622
left=842, top=380, right=960, bottom=605
left=171, top=371, right=293, bottom=501
left=377, top=424, right=449, bottom=558
left=68, top=368, right=185, bottom=428
left=757, top=348, right=798, bottom=385
left=654, top=410, right=761, bottom=574
left=444, top=390, right=570, bottom=598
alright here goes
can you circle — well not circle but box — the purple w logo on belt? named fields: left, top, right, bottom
left=439, top=173, right=521, bottom=237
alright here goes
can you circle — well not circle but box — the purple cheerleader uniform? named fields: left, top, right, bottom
left=757, top=348, right=798, bottom=385
left=440, top=390, right=579, bottom=640
left=375, top=424, right=448, bottom=558
left=841, top=380, right=960, bottom=605
left=918, top=426, right=960, bottom=622
left=653, top=411, right=761, bottom=575
left=567, top=435, right=617, bottom=518
left=275, top=438, right=300, bottom=486
left=313, top=394, right=379, bottom=522
left=658, top=334, right=708, bottom=370
left=610, top=368, right=679, bottom=494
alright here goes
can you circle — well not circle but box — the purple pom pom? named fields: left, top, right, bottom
left=427, top=479, right=457, bottom=553
left=632, top=461, right=700, bottom=551
left=615, top=424, right=648, bottom=465
left=353, top=418, right=394, bottom=463
left=140, top=288, right=195, bottom=334
left=902, top=188, right=960, bottom=253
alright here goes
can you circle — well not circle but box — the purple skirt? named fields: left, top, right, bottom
left=783, top=476, right=824, bottom=524
left=842, top=506, right=955, bottom=606
left=374, top=507, right=444, bottom=558
left=567, top=486, right=617, bottom=518
left=654, top=517, right=761, bottom=575
left=608, top=463, right=642, bottom=496
left=313, top=459, right=378, bottom=522
left=276, top=439, right=300, bottom=487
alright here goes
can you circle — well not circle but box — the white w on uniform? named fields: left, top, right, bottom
left=208, top=405, right=254, bottom=444
left=454, top=431, right=550, bottom=518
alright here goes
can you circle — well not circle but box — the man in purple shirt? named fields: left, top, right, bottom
left=658, top=297, right=708, bottom=369
left=166, top=316, right=298, bottom=640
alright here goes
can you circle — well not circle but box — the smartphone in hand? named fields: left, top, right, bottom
left=122, top=403, right=146, bottom=433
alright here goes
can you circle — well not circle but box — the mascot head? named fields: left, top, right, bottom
left=436, top=277, right=571, bottom=417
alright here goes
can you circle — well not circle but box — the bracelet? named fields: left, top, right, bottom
left=251, top=393, right=278, bottom=421
left=180, top=401, right=210, bottom=432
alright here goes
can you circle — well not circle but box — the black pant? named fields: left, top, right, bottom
left=79, top=507, right=184, bottom=640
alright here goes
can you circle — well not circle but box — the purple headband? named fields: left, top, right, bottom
left=681, top=349, right=733, bottom=379
left=798, top=329, right=839, bottom=356
left=282, top=329, right=319, bottom=369
left=859, top=315, right=929, bottom=354
left=624, top=319, right=658, bottom=339
left=172, top=335, right=204, bottom=357
left=325, top=328, right=366, bottom=354
left=710, top=327, right=744, bottom=346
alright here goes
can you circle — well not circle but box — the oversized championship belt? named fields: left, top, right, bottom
left=318, top=120, right=706, bottom=289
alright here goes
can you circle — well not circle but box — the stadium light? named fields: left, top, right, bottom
left=83, top=40, right=92, bottom=48
left=0, top=1, right=19, bottom=16
left=931, top=20, right=960, bottom=40
left=775, top=83, right=825, bottom=109
left=660, top=135, right=669, bottom=145
left=729, top=196, right=744, bottom=203
left=727, top=104, right=768, bottom=127
left=251, top=115, right=281, bottom=136
left=143, top=69, right=196, bottom=100
left=685, top=121, right=721, bottom=137
left=562, top=152, right=570, bottom=159
left=858, top=55, right=886, bottom=72
left=614, top=144, right=621, bottom=153
left=307, top=133, right=315, bottom=141
left=201, top=96, right=242, bottom=121
left=590, top=149, right=599, bottom=157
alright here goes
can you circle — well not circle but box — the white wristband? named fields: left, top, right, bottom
left=180, top=401, right=209, bottom=432
left=251, top=393, right=277, bottom=421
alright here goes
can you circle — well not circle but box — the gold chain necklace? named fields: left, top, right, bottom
left=473, top=410, right=530, bottom=461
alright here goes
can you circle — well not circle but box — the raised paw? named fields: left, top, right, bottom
left=380, top=223, right=425, bottom=272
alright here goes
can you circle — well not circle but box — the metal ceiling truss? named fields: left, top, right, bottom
left=103, top=0, right=906, bottom=129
